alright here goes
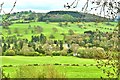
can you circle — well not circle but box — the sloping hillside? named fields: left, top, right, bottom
left=2, top=10, right=110, bottom=22
left=42, top=11, right=109, bottom=22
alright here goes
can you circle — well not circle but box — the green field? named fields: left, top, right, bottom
left=2, top=22, right=117, bottom=40
left=1, top=56, right=108, bottom=78
left=1, top=56, right=97, bottom=66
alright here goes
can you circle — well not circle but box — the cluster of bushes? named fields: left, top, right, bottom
left=77, top=47, right=118, bottom=59
left=21, top=52, right=40, bottom=56
left=3, top=49, right=67, bottom=56
left=3, top=49, right=41, bottom=56
left=52, top=51, right=61, bottom=56
left=4, top=49, right=16, bottom=56
left=77, top=47, right=106, bottom=59
left=3, top=48, right=118, bottom=60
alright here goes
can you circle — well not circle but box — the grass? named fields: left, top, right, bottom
left=1, top=56, right=107, bottom=78
left=2, top=22, right=117, bottom=40
left=0, top=56, right=96, bottom=66
left=3, top=65, right=107, bottom=78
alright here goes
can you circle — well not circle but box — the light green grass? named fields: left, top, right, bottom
left=0, top=56, right=96, bottom=66
left=1, top=56, right=107, bottom=78
left=2, top=22, right=117, bottom=40
left=3, top=66, right=107, bottom=78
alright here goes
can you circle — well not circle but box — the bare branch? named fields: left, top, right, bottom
left=65, top=0, right=120, bottom=19
left=0, top=2, right=4, bottom=13
left=9, top=0, right=17, bottom=14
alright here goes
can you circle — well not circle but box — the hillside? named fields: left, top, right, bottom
left=2, top=10, right=110, bottom=23
left=42, top=11, right=109, bottom=22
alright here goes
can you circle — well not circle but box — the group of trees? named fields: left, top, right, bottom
left=41, top=11, right=109, bottom=22
left=1, top=26, right=118, bottom=59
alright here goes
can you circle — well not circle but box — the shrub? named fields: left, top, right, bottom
left=39, top=53, right=43, bottom=56
left=71, top=64, right=79, bottom=66
left=20, top=45, right=38, bottom=56
left=83, top=64, right=87, bottom=66
left=24, top=52, right=40, bottom=56
left=58, top=22, right=63, bottom=27
left=93, top=47, right=106, bottom=59
left=49, top=34, right=55, bottom=39
left=46, top=20, right=50, bottom=24
left=64, top=22, right=68, bottom=26
left=52, top=27, right=58, bottom=33
left=61, top=49, right=67, bottom=56
left=90, top=64, right=94, bottom=66
left=4, top=49, right=15, bottom=56
left=2, top=65, right=8, bottom=67
left=77, top=47, right=106, bottom=59
left=33, top=64, right=39, bottom=66
left=27, top=64, right=33, bottom=66
left=68, top=29, right=74, bottom=35
left=54, top=63, right=61, bottom=65
left=16, top=51, right=23, bottom=55
left=84, top=48, right=94, bottom=58
left=8, top=65, right=13, bottom=67
left=67, top=53, right=73, bottom=56
left=52, top=51, right=61, bottom=56
left=64, top=64, right=70, bottom=66
left=77, top=48, right=86, bottom=58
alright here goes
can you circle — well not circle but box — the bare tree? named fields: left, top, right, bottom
left=0, top=0, right=17, bottom=14
left=1, top=0, right=17, bottom=29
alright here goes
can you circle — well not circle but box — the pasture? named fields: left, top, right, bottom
left=1, top=56, right=107, bottom=78
left=1, top=22, right=117, bottom=40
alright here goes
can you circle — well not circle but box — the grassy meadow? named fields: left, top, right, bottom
left=1, top=56, right=108, bottom=78
left=2, top=22, right=117, bottom=40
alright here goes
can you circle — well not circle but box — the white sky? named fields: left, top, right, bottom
left=0, top=0, right=119, bottom=18
left=0, top=0, right=88, bottom=14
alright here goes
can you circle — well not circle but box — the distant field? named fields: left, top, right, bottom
left=2, top=22, right=117, bottom=40
left=1, top=56, right=108, bottom=78
left=1, top=56, right=97, bottom=66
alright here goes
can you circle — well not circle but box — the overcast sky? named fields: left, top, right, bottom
left=1, top=0, right=119, bottom=18
left=0, top=0, right=89, bottom=14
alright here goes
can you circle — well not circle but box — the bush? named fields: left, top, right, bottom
left=16, top=51, right=23, bottom=55
left=49, top=34, right=55, bottom=39
left=61, top=49, right=67, bottom=56
left=67, top=53, right=73, bottom=56
left=52, top=51, right=61, bottom=56
left=4, top=49, right=15, bottom=56
left=84, top=48, right=94, bottom=58
left=68, top=29, right=74, bottom=35
left=24, top=52, right=40, bottom=56
left=33, top=64, right=39, bottom=66
left=46, top=20, right=50, bottom=24
left=77, top=47, right=106, bottom=59
left=58, top=22, right=63, bottom=27
left=93, top=47, right=106, bottom=59
left=54, top=63, right=61, bottom=65
left=2, top=65, right=8, bottom=67
left=8, top=65, right=13, bottom=67
left=77, top=48, right=86, bottom=58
